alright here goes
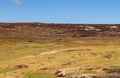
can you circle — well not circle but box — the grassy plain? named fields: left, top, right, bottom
left=0, top=37, right=120, bottom=78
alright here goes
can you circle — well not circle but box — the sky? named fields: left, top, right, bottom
left=0, top=0, right=120, bottom=24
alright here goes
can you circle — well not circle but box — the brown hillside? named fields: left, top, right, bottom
left=0, top=23, right=120, bottom=39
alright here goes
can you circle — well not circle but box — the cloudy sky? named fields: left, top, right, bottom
left=0, top=0, right=120, bottom=24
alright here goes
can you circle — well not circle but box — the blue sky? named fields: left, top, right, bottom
left=0, top=0, right=120, bottom=24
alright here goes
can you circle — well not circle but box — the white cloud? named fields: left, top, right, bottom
left=12, top=0, right=21, bottom=5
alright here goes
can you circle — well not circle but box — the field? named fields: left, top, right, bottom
left=0, top=37, right=120, bottom=78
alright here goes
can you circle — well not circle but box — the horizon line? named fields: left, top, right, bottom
left=0, top=22, right=120, bottom=25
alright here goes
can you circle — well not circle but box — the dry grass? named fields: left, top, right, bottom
left=0, top=38, right=120, bottom=78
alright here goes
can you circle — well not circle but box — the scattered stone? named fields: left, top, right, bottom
left=15, top=64, right=29, bottom=69
left=110, top=26, right=118, bottom=29
left=95, top=29, right=101, bottom=31
left=84, top=26, right=95, bottom=31
left=40, top=67, right=51, bottom=70
left=55, top=71, right=66, bottom=77
left=103, top=54, right=112, bottom=59
left=68, top=74, right=101, bottom=78
left=103, top=66, right=120, bottom=73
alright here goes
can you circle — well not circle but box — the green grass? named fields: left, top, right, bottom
left=25, top=73, right=55, bottom=78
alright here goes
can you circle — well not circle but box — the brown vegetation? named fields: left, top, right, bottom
left=0, top=23, right=120, bottom=39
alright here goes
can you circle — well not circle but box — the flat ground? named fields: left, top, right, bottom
left=0, top=37, right=120, bottom=78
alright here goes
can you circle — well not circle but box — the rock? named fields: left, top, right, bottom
left=55, top=71, right=66, bottom=77
left=40, top=67, right=51, bottom=70
left=107, top=75, right=120, bottom=78
left=110, top=26, right=118, bottom=29
left=68, top=74, right=101, bottom=78
left=103, top=54, right=112, bottom=59
left=15, top=64, right=29, bottom=69
left=103, top=66, right=120, bottom=73
left=55, top=67, right=81, bottom=77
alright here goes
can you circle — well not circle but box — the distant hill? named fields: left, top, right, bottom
left=0, top=23, right=120, bottom=40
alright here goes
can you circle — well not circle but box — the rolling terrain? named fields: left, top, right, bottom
left=0, top=23, right=120, bottom=78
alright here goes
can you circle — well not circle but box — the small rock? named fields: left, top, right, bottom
left=103, top=54, right=112, bottom=59
left=40, top=67, right=51, bottom=70
left=55, top=71, right=66, bottom=77
left=110, top=26, right=118, bottom=29
left=15, top=64, right=29, bottom=69
left=68, top=74, right=101, bottom=78
left=103, top=66, right=120, bottom=73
